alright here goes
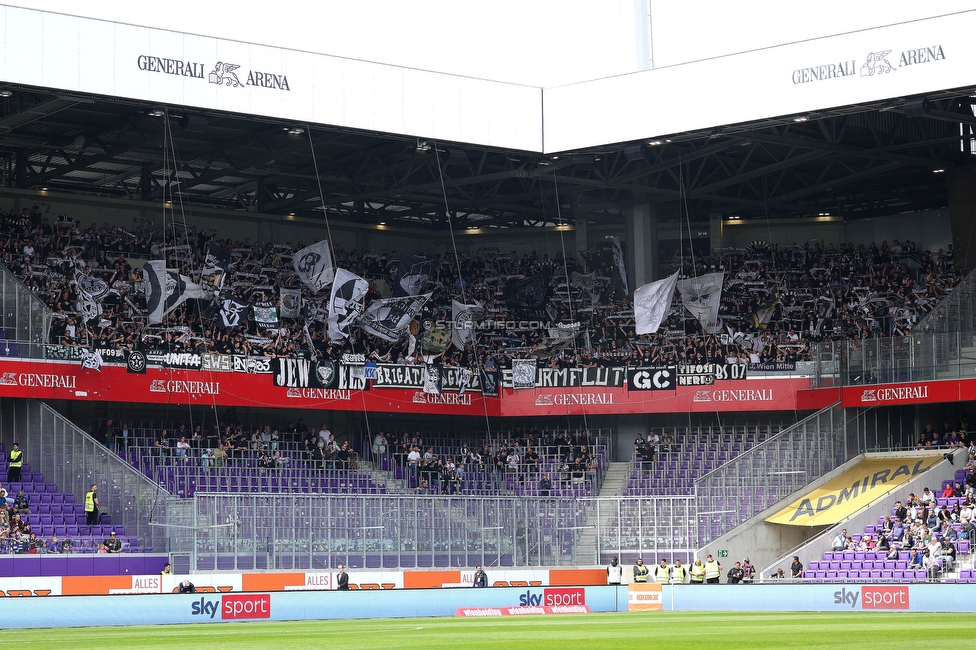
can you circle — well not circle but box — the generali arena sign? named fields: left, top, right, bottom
left=0, top=359, right=815, bottom=415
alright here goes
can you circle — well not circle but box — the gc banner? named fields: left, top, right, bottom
left=627, top=367, right=676, bottom=391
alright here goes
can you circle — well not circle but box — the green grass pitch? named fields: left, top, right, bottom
left=12, top=612, right=976, bottom=649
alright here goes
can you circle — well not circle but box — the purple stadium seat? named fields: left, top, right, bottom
left=808, top=561, right=819, bottom=571
left=881, top=570, right=893, bottom=579
left=824, top=571, right=837, bottom=580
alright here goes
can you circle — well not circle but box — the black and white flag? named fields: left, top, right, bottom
left=293, top=240, right=335, bottom=292
left=328, top=268, right=369, bottom=340
left=634, top=272, right=678, bottom=335
left=359, top=293, right=431, bottom=342
left=677, top=272, right=724, bottom=334
left=503, top=274, right=549, bottom=316
left=143, top=261, right=208, bottom=324
left=74, top=269, right=110, bottom=301
left=422, top=363, right=443, bottom=395
left=201, top=243, right=231, bottom=292
left=279, top=288, right=302, bottom=319
left=458, top=367, right=472, bottom=398
left=611, top=236, right=629, bottom=296
left=219, top=298, right=249, bottom=328
left=393, top=251, right=433, bottom=297
left=253, top=302, right=280, bottom=329
left=451, top=299, right=483, bottom=350
left=80, top=348, right=103, bottom=371
left=512, top=358, right=537, bottom=390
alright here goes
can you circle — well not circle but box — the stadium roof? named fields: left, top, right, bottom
left=1, top=83, right=971, bottom=230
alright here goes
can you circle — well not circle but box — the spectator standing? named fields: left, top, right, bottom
left=472, top=565, right=488, bottom=587
left=607, top=556, right=623, bottom=585
left=336, top=563, right=349, bottom=590
left=742, top=558, right=756, bottom=584
left=727, top=562, right=745, bottom=584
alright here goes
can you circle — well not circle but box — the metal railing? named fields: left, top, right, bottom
left=0, top=262, right=51, bottom=348
left=694, top=403, right=848, bottom=547
left=0, top=400, right=170, bottom=552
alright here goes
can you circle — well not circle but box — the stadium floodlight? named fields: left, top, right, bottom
left=0, top=89, right=12, bottom=98
left=416, top=139, right=431, bottom=152
left=284, top=126, right=304, bottom=135
left=903, top=98, right=932, bottom=117
left=148, top=108, right=165, bottom=117
left=623, top=143, right=647, bottom=162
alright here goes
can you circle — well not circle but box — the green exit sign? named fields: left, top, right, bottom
left=718, top=550, right=728, bottom=557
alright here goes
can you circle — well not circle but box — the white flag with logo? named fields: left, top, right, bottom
left=293, top=240, right=335, bottom=292
left=634, top=273, right=678, bottom=335
left=328, top=268, right=369, bottom=340
left=451, top=299, right=483, bottom=349
left=677, top=272, right=725, bottom=334
left=80, top=348, right=103, bottom=371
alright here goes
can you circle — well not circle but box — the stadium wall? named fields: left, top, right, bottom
left=5, top=582, right=975, bottom=628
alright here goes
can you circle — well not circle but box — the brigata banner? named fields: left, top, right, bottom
left=765, top=456, right=943, bottom=526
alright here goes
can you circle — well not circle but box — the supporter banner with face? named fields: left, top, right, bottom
left=359, top=293, right=430, bottom=342
left=293, top=240, right=335, bottom=292
left=634, top=272, right=678, bottom=335
left=677, top=272, right=724, bottom=334
left=80, top=348, right=102, bottom=371
left=765, top=456, right=944, bottom=526
left=511, top=358, right=537, bottom=390
left=393, top=251, right=434, bottom=297
left=423, top=363, right=443, bottom=395
left=328, top=269, right=369, bottom=340
left=143, top=261, right=209, bottom=325
left=278, top=288, right=302, bottom=319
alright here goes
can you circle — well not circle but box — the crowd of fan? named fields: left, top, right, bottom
left=0, top=205, right=961, bottom=370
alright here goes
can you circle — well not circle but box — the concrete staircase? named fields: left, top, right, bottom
left=576, top=461, right=632, bottom=562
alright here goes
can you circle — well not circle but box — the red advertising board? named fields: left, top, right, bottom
left=840, top=378, right=976, bottom=407
left=0, top=359, right=815, bottom=415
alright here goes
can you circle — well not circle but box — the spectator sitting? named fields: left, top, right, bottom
left=830, top=528, right=847, bottom=551
left=12, top=491, right=30, bottom=515
left=97, top=542, right=109, bottom=554
left=46, top=535, right=61, bottom=554
left=104, top=531, right=123, bottom=553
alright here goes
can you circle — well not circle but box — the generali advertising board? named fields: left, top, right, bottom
left=0, top=359, right=819, bottom=415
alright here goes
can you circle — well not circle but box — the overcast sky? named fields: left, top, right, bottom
left=8, top=1, right=973, bottom=87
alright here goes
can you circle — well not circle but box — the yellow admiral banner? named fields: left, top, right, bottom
left=765, top=456, right=942, bottom=526
left=628, top=583, right=663, bottom=611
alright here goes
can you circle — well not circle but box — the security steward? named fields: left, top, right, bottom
left=633, top=558, right=649, bottom=583
left=690, top=558, right=706, bottom=584
left=703, top=554, right=723, bottom=584
left=7, top=442, right=22, bottom=483
left=671, top=559, right=688, bottom=584
left=653, top=558, right=671, bottom=584
left=85, top=483, right=99, bottom=526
